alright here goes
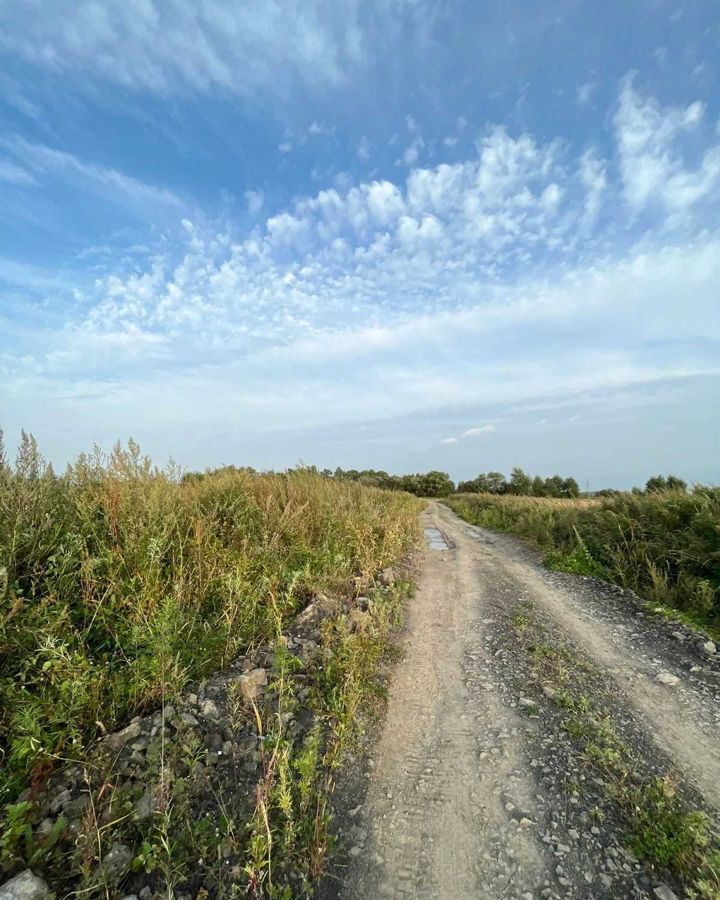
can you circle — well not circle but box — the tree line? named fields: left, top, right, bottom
left=183, top=461, right=691, bottom=499
left=331, top=467, right=691, bottom=498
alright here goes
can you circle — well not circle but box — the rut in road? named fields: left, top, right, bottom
left=337, top=502, right=720, bottom=900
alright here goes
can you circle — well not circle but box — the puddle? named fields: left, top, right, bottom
left=425, top=527, right=451, bottom=551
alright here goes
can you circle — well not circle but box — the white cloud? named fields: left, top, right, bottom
left=4, top=81, right=720, bottom=475
left=614, top=76, right=720, bottom=211
left=0, top=136, right=182, bottom=209
left=462, top=425, right=496, bottom=437
left=438, top=425, right=496, bottom=445
left=398, top=115, right=425, bottom=166
left=278, top=141, right=293, bottom=154
left=308, top=121, right=335, bottom=137
left=357, top=136, right=371, bottom=160
left=577, top=81, right=597, bottom=105
left=0, top=0, right=433, bottom=102
left=244, top=189, right=264, bottom=214
left=578, top=149, right=607, bottom=229
left=0, top=157, right=38, bottom=186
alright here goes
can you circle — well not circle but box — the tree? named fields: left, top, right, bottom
left=563, top=477, right=580, bottom=498
left=531, top=475, right=545, bottom=497
left=508, top=467, right=532, bottom=496
left=665, top=475, right=687, bottom=492
left=486, top=472, right=506, bottom=494
left=416, top=471, right=455, bottom=498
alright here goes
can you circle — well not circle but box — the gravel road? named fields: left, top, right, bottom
left=330, top=502, right=720, bottom=900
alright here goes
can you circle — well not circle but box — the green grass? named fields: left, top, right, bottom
left=0, top=433, right=421, bottom=809
left=447, top=490, right=720, bottom=634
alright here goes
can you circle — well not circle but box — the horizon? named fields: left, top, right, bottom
left=1, top=426, right=715, bottom=493
left=1, top=1, right=719, bottom=488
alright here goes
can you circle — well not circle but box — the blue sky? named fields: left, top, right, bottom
left=1, top=0, right=719, bottom=488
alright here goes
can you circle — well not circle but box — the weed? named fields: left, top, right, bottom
left=0, top=433, right=420, bottom=808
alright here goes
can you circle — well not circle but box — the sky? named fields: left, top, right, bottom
left=0, top=0, right=719, bottom=489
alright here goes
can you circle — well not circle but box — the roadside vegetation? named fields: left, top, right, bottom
left=0, top=430, right=419, bottom=817
left=508, top=600, right=720, bottom=898
left=447, top=489, right=720, bottom=634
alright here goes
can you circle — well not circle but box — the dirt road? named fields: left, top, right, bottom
left=333, top=502, right=720, bottom=900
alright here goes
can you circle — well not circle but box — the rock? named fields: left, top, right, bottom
left=237, top=668, right=268, bottom=701
left=518, top=697, right=535, bottom=708
left=120, top=896, right=138, bottom=900
left=0, top=870, right=50, bottom=899
left=36, top=818, right=56, bottom=838
left=349, top=846, right=363, bottom=858
left=654, top=885, right=679, bottom=900
left=349, top=609, right=372, bottom=632
left=356, top=596, right=371, bottom=611
left=206, top=732, right=223, bottom=752
left=106, top=721, right=142, bottom=751
left=139, top=888, right=152, bottom=900
left=541, top=685, right=558, bottom=701
left=180, top=712, right=199, bottom=727
left=99, top=843, right=133, bottom=886
left=62, top=795, right=89, bottom=820
left=378, top=568, right=396, bottom=587
left=701, top=640, right=716, bottom=656
left=295, top=597, right=341, bottom=628
left=656, top=672, right=680, bottom=686
left=50, top=789, right=72, bottom=813
left=161, top=704, right=176, bottom=721
left=135, top=788, right=155, bottom=823
left=671, top=631, right=685, bottom=641
left=200, top=699, right=220, bottom=720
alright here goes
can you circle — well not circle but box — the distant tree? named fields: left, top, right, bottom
left=563, top=477, right=580, bottom=498
left=508, top=467, right=532, bottom=496
left=531, top=475, right=545, bottom=497
left=417, top=470, right=455, bottom=497
left=646, top=474, right=687, bottom=493
left=486, top=472, right=507, bottom=494
left=645, top=475, right=668, bottom=493
left=543, top=475, right=564, bottom=498
left=665, top=475, right=687, bottom=492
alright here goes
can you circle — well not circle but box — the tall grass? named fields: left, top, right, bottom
left=447, top=490, right=720, bottom=632
left=0, top=433, right=420, bottom=805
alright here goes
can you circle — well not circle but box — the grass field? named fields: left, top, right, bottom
left=446, top=490, right=720, bottom=636
left=0, top=435, right=420, bottom=809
